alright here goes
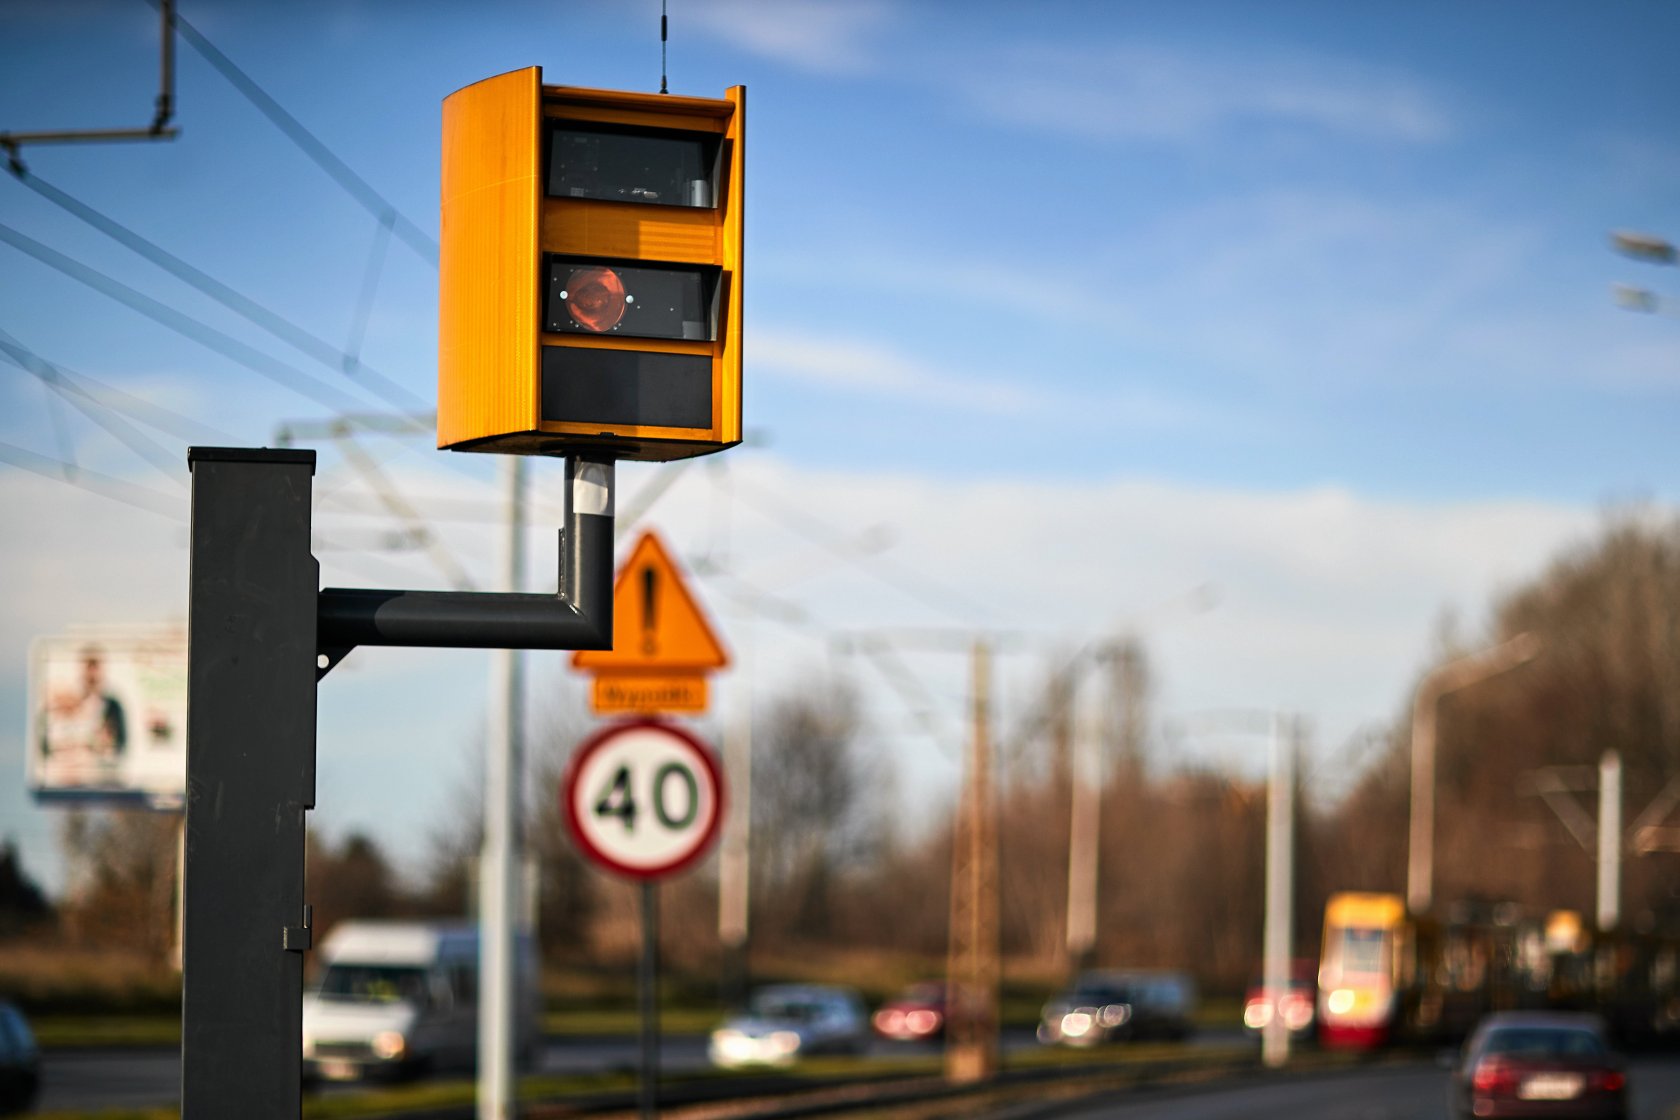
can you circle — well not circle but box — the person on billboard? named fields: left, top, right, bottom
left=37, top=646, right=127, bottom=788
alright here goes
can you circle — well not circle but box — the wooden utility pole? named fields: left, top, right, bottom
left=946, top=640, right=999, bottom=1083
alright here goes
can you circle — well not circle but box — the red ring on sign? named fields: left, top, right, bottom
left=560, top=717, right=725, bottom=881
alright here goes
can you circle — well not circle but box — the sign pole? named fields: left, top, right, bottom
left=560, top=719, right=723, bottom=1120
left=639, top=879, right=659, bottom=1120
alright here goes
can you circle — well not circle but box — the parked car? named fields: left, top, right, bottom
left=0, top=1000, right=40, bottom=1116
left=1242, top=960, right=1319, bottom=1040
left=1038, top=969, right=1196, bottom=1047
left=709, top=984, right=869, bottom=1068
left=302, top=921, right=538, bottom=1083
left=872, top=982, right=946, bottom=1042
left=1449, top=1012, right=1628, bottom=1120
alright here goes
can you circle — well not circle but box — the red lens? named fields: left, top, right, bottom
left=564, top=266, right=627, bottom=332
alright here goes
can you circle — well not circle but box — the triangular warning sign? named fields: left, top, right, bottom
left=572, top=531, right=729, bottom=673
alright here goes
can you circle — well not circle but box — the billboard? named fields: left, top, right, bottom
left=27, top=629, right=187, bottom=807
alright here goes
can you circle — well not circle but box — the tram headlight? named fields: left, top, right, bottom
left=1326, top=988, right=1357, bottom=1015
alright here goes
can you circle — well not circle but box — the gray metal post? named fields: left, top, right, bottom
left=1598, top=751, right=1622, bottom=932
left=1406, top=634, right=1539, bottom=915
left=639, top=880, right=660, bottom=1120
left=480, top=456, right=527, bottom=1120
left=1261, top=712, right=1295, bottom=1069
left=181, top=447, right=317, bottom=1119
left=1065, top=677, right=1098, bottom=972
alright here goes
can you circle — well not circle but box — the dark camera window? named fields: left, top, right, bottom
left=542, top=347, right=712, bottom=431
left=547, top=123, right=721, bottom=208
left=545, top=257, right=719, bottom=342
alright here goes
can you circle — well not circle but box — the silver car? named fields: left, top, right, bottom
left=709, top=984, right=869, bottom=1068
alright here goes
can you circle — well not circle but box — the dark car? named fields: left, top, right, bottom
left=1450, top=1012, right=1628, bottom=1120
left=1039, top=969, right=1196, bottom=1047
left=0, top=1000, right=40, bottom=1116
left=872, top=982, right=946, bottom=1042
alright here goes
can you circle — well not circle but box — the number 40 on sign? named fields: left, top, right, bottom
left=561, top=719, right=725, bottom=881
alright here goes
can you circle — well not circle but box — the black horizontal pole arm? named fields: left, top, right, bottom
left=317, top=457, right=614, bottom=656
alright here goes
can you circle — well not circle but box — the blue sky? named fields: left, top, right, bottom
left=1, top=1, right=1676, bottom=892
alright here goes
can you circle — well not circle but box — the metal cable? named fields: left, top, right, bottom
left=0, top=330, right=185, bottom=486
left=0, top=219, right=380, bottom=416
left=0, top=439, right=184, bottom=520
left=163, top=4, right=439, bottom=265
left=13, top=169, right=431, bottom=421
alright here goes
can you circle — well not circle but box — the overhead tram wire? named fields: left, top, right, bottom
left=42, top=371, right=76, bottom=467
left=160, top=3, right=439, bottom=266
left=724, top=467, right=992, bottom=624
left=0, top=439, right=183, bottom=521
left=333, top=436, right=478, bottom=592
left=0, top=220, right=386, bottom=418
left=10, top=169, right=433, bottom=422
left=0, top=329, right=237, bottom=448
left=0, top=328, right=188, bottom=486
left=343, top=211, right=395, bottom=375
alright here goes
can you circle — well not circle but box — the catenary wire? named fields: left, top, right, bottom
left=0, top=219, right=387, bottom=417
left=343, top=211, right=395, bottom=374
left=0, top=328, right=186, bottom=486
left=11, top=168, right=432, bottom=422
left=0, top=439, right=184, bottom=520
left=162, top=3, right=440, bottom=266
left=0, top=329, right=237, bottom=447
left=725, top=467, right=991, bottom=624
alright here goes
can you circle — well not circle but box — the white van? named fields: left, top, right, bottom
left=301, top=921, right=538, bottom=1082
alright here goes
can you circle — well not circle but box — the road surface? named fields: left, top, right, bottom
left=1001, top=1056, right=1680, bottom=1120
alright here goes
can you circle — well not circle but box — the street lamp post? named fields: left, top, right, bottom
left=1176, top=707, right=1297, bottom=1067
left=1406, top=633, right=1540, bottom=915
left=1610, top=229, right=1677, bottom=318
left=1611, top=230, right=1678, bottom=264
left=1261, top=712, right=1297, bottom=1070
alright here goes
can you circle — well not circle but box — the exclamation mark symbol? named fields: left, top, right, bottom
left=640, top=565, right=658, bottom=655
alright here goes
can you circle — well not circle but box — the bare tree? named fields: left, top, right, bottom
left=58, top=808, right=179, bottom=962
left=750, top=674, right=883, bottom=943
left=306, top=830, right=407, bottom=940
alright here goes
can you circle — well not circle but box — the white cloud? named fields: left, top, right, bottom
left=950, top=41, right=1455, bottom=145
left=684, top=0, right=897, bottom=75
left=751, top=326, right=1038, bottom=413
left=748, top=324, right=1230, bottom=435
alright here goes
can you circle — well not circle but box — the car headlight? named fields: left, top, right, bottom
left=372, top=1031, right=406, bottom=1061
left=1098, top=1004, right=1131, bottom=1028
left=769, top=1030, right=801, bottom=1054
left=1061, top=1011, right=1094, bottom=1036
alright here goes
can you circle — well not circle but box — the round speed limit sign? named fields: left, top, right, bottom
left=562, top=719, right=725, bottom=880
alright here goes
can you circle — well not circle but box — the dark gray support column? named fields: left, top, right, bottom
left=182, top=447, right=317, bottom=1119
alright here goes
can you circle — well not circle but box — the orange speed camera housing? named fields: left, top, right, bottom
left=438, top=68, right=743, bottom=461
